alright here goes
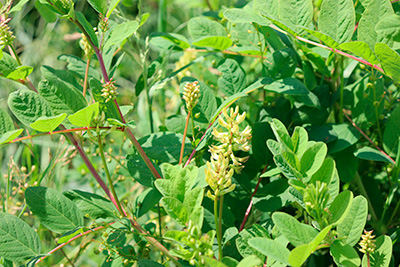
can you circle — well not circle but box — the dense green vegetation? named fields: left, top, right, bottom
left=1, top=0, right=400, bottom=266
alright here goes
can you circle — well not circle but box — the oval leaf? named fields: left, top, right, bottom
left=30, top=113, right=67, bottom=132
left=68, top=102, right=99, bottom=127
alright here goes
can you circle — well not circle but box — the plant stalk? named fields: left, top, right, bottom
left=214, top=195, right=223, bottom=260
left=179, top=110, right=191, bottom=165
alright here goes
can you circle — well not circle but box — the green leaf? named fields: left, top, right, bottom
left=89, top=78, right=121, bottom=120
left=57, top=227, right=84, bottom=244
left=25, top=187, right=84, bottom=234
left=270, top=118, right=294, bottom=151
left=30, top=113, right=67, bottom=132
left=274, top=0, right=313, bottom=35
left=358, top=0, right=394, bottom=49
left=134, top=188, right=162, bottom=218
left=224, top=7, right=269, bottom=25
left=328, top=124, right=360, bottom=154
left=288, top=226, right=332, bottom=267
left=330, top=240, right=361, bottom=267
left=35, top=1, right=57, bottom=23
left=0, top=108, right=14, bottom=134
left=361, top=235, right=392, bottom=267
left=137, top=259, right=165, bottom=267
left=38, top=78, right=87, bottom=116
left=375, top=14, right=400, bottom=43
left=339, top=41, right=379, bottom=65
left=87, top=0, right=107, bottom=14
left=188, top=17, right=226, bottom=40
left=0, top=52, right=17, bottom=72
left=75, top=12, right=98, bottom=47
left=63, top=189, right=117, bottom=219
left=375, top=43, right=400, bottom=83
left=292, top=126, right=309, bottom=158
left=0, top=212, right=41, bottom=262
left=309, top=158, right=335, bottom=186
left=68, top=102, right=99, bottom=127
left=126, top=153, right=160, bottom=187
left=8, top=89, right=53, bottom=126
left=300, top=142, right=327, bottom=177
left=217, top=59, right=246, bottom=96
left=202, top=257, right=228, bottom=267
left=0, top=129, right=23, bottom=144
left=104, top=21, right=139, bottom=50
left=106, top=0, right=122, bottom=17
left=3, top=66, right=33, bottom=80
left=248, top=237, right=290, bottom=265
left=266, top=48, right=297, bottom=79
left=318, top=0, right=355, bottom=43
left=337, top=196, right=368, bottom=246
left=9, top=0, right=29, bottom=13
left=273, top=151, right=303, bottom=180
left=272, top=212, right=319, bottom=247
left=383, top=106, right=400, bottom=157
left=329, top=190, right=353, bottom=226
left=236, top=255, right=263, bottom=267
left=192, top=36, right=232, bottom=50
left=354, top=147, right=394, bottom=163
left=139, top=132, right=191, bottom=164
left=58, top=55, right=100, bottom=80
left=150, top=33, right=191, bottom=50
left=160, top=197, right=188, bottom=225
left=41, top=65, right=82, bottom=89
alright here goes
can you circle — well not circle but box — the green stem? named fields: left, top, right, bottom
left=219, top=195, right=224, bottom=257
left=97, top=131, right=124, bottom=215
left=339, top=58, right=344, bottom=123
left=179, top=110, right=191, bottom=165
left=214, top=195, right=223, bottom=260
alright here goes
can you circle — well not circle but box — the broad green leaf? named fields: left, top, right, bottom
left=160, top=197, right=188, bottom=225
left=288, top=226, right=332, bottom=267
left=9, top=0, right=29, bottom=13
left=358, top=0, right=394, bottom=49
left=150, top=33, right=191, bottom=49
left=375, top=14, right=400, bottom=44
left=248, top=237, right=290, bottom=265
left=126, top=153, right=161, bottom=187
left=236, top=225, right=268, bottom=260
left=106, top=0, right=121, bottom=18
left=361, top=235, right=392, bottom=267
left=137, top=259, right=165, bottom=267
left=217, top=59, right=246, bottom=96
left=224, top=7, right=269, bottom=25
left=38, top=78, right=87, bottom=116
left=8, top=89, right=53, bottom=126
left=330, top=240, right=361, bottom=267
left=63, top=189, right=117, bottom=219
left=309, top=158, right=335, bottom=186
left=202, top=257, right=228, bottom=267
left=264, top=78, right=315, bottom=98
left=383, top=106, right=400, bottom=157
left=3, top=66, right=33, bottom=80
left=273, top=152, right=304, bottom=180
left=318, top=0, right=355, bottom=43
left=104, top=21, right=139, bottom=50
left=58, top=55, right=100, bottom=80
left=329, top=190, right=353, bottom=226
left=266, top=48, right=297, bottom=79
left=261, top=14, right=298, bottom=36
left=87, top=0, right=107, bottom=14
left=0, top=108, right=14, bottom=134
left=236, top=255, right=263, bottom=267
left=339, top=41, right=379, bottom=65
left=0, top=212, right=41, bottom=262
left=274, top=0, right=313, bottom=35
left=337, top=196, right=368, bottom=246
left=292, top=126, right=308, bottom=158
left=0, top=129, right=23, bottom=144
left=272, top=212, right=318, bottom=247
left=75, top=12, right=98, bottom=47
left=328, top=124, right=360, bottom=154
left=57, top=227, right=84, bottom=244
left=68, top=102, right=99, bottom=127
left=375, top=42, right=400, bottom=83
left=0, top=52, right=17, bottom=72
left=188, top=17, right=226, bottom=40
left=139, top=132, right=191, bottom=164
left=25, top=187, right=84, bottom=234
left=354, top=147, right=394, bottom=163
left=300, top=142, right=327, bottom=176
left=35, top=1, right=57, bottom=23
left=30, top=113, right=67, bottom=132
left=134, top=188, right=162, bottom=218
left=270, top=118, right=294, bottom=151
left=41, top=65, right=82, bottom=89
left=192, top=36, right=232, bottom=50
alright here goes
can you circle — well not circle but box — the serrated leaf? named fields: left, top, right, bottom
left=75, top=12, right=98, bottom=47
left=8, top=89, right=53, bottom=126
left=0, top=212, right=41, bottom=262
left=361, top=235, right=392, bottom=267
left=0, top=129, right=23, bottom=144
left=248, top=237, right=290, bottom=265
left=318, top=0, right=355, bottom=43
left=354, top=147, right=394, bottom=163
left=30, top=113, right=67, bottom=132
left=0, top=108, right=14, bottom=134
left=330, top=240, right=361, bottom=267
left=329, top=190, right=353, bottom=226
left=339, top=41, right=379, bottom=65
left=104, top=21, right=139, bottom=49
left=272, top=212, right=318, bottom=247
left=68, top=102, right=99, bottom=127
left=337, top=196, right=368, bottom=246
left=192, top=36, right=232, bottom=50
left=188, top=17, right=226, bottom=40
left=38, top=78, right=87, bottom=116
left=358, top=0, right=394, bottom=49
left=25, top=187, right=84, bottom=234
left=375, top=42, right=400, bottom=83
left=217, top=59, right=246, bottom=96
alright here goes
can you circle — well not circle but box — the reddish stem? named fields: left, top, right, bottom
left=239, top=166, right=267, bottom=232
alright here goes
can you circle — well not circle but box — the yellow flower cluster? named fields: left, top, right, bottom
left=80, top=34, right=94, bottom=58
left=182, top=81, right=200, bottom=111
left=101, top=79, right=118, bottom=103
left=205, top=106, right=251, bottom=199
left=359, top=230, right=376, bottom=254
left=0, top=18, right=15, bottom=47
